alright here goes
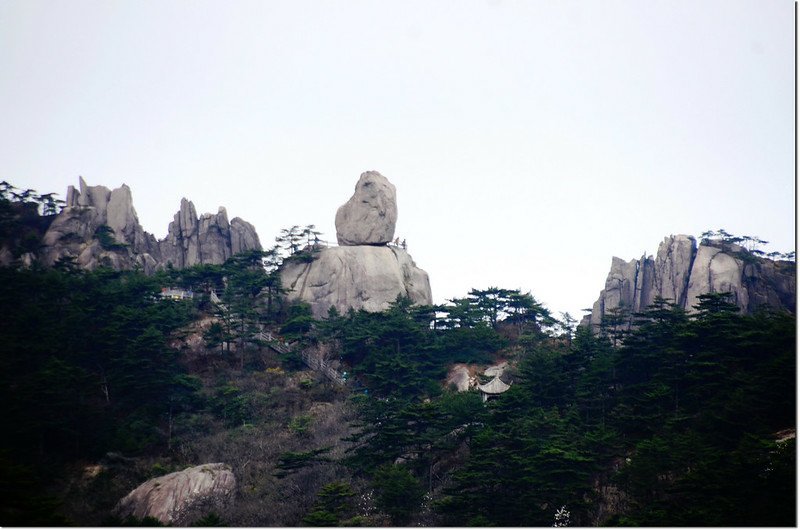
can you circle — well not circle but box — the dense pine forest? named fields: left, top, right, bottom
left=0, top=186, right=795, bottom=526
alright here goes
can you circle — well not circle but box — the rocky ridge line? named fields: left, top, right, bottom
left=36, top=177, right=260, bottom=272
left=583, top=234, right=795, bottom=331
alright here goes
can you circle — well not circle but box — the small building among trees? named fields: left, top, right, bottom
left=160, top=287, right=194, bottom=300
left=478, top=376, right=511, bottom=402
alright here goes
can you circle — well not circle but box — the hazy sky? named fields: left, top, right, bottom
left=0, top=0, right=795, bottom=320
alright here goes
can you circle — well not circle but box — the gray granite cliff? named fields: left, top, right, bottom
left=582, top=234, right=795, bottom=331
left=38, top=177, right=261, bottom=272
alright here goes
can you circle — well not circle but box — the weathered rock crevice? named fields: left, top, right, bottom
left=680, top=243, right=698, bottom=307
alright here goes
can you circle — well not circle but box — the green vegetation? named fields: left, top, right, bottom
left=0, top=266, right=196, bottom=460
left=700, top=228, right=795, bottom=261
left=0, top=181, right=65, bottom=216
left=0, top=265, right=196, bottom=523
left=0, top=181, right=64, bottom=259
left=301, top=481, right=360, bottom=526
left=372, top=464, right=425, bottom=525
left=300, top=291, right=793, bottom=526
left=2, top=261, right=793, bottom=525
left=95, top=225, right=129, bottom=251
left=0, top=252, right=356, bottom=525
left=0, top=188, right=793, bottom=526
left=434, top=294, right=795, bottom=526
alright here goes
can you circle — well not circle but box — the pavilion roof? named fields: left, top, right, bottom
left=478, top=376, right=511, bottom=395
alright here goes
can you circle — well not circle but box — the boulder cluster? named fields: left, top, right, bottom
left=38, top=177, right=261, bottom=272
left=583, top=234, right=796, bottom=331
left=281, top=171, right=432, bottom=318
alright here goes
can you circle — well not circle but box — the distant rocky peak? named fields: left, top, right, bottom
left=160, top=196, right=260, bottom=269
left=36, top=177, right=261, bottom=273
left=582, top=234, right=796, bottom=332
left=75, top=176, right=110, bottom=210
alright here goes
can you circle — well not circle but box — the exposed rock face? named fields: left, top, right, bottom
left=685, top=244, right=747, bottom=312
left=158, top=200, right=262, bottom=268
left=335, top=171, right=397, bottom=246
left=106, top=183, right=147, bottom=249
left=583, top=235, right=795, bottom=331
left=446, top=365, right=473, bottom=392
left=743, top=257, right=797, bottom=311
left=198, top=209, right=232, bottom=264
left=114, top=463, right=236, bottom=525
left=653, top=234, right=696, bottom=307
left=159, top=198, right=199, bottom=269
left=484, top=362, right=508, bottom=378
left=281, top=171, right=432, bottom=318
left=41, top=177, right=161, bottom=272
left=38, top=178, right=261, bottom=272
left=280, top=246, right=432, bottom=318
left=230, top=217, right=261, bottom=255
left=587, top=256, right=644, bottom=331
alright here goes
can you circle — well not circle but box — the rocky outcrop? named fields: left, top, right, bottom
left=484, top=362, right=508, bottom=379
left=0, top=246, right=14, bottom=267
left=652, top=234, right=696, bottom=307
left=159, top=198, right=199, bottom=269
left=586, top=256, right=644, bottom=331
left=280, top=246, right=432, bottom=318
left=38, top=178, right=261, bottom=272
left=742, top=256, right=797, bottom=311
left=158, top=201, right=262, bottom=268
left=335, top=171, right=397, bottom=246
left=447, top=365, right=473, bottom=392
left=230, top=217, right=260, bottom=255
left=41, top=177, right=161, bottom=272
left=583, top=235, right=795, bottom=331
left=281, top=171, right=431, bottom=318
left=446, top=362, right=509, bottom=393
left=114, top=463, right=236, bottom=525
left=198, top=209, right=232, bottom=264
left=685, top=244, right=747, bottom=312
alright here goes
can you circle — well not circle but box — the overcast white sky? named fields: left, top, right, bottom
left=0, top=0, right=795, bottom=320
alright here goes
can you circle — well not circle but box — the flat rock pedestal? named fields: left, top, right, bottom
left=280, top=245, right=431, bottom=319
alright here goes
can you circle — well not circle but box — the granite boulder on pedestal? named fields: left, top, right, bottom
left=281, top=170, right=432, bottom=318
left=281, top=245, right=432, bottom=318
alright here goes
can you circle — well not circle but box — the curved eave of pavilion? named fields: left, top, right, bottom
left=477, top=376, right=511, bottom=395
